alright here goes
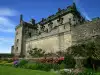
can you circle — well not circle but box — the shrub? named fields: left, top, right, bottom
left=60, top=69, right=95, bottom=75
left=21, top=62, right=60, bottom=71
left=4, top=63, right=13, bottom=66
left=59, top=63, right=66, bottom=69
left=1, top=61, right=8, bottom=64
left=77, top=69, right=95, bottom=75
left=7, top=59, right=13, bottom=63
left=0, top=60, right=2, bottom=63
left=18, top=59, right=28, bottom=67
left=23, top=63, right=38, bottom=70
left=22, top=63, right=51, bottom=71
left=52, top=64, right=60, bottom=71
left=36, top=63, right=52, bottom=71
left=63, top=54, right=75, bottom=68
left=0, top=63, right=13, bottom=66
left=60, top=70, right=74, bottom=75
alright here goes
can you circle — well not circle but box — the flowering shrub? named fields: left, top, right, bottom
left=13, top=60, right=19, bottom=67
left=18, top=57, right=65, bottom=71
left=38, top=57, right=64, bottom=64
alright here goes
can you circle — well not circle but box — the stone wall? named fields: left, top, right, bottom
left=71, top=19, right=100, bottom=45
left=25, top=32, right=72, bottom=57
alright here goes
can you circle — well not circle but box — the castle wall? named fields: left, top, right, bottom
left=72, top=19, right=100, bottom=45
left=25, top=13, right=75, bottom=57
left=13, top=3, right=89, bottom=57
left=25, top=19, right=100, bottom=57
left=25, top=32, right=72, bottom=57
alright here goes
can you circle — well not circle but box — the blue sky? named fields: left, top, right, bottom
left=0, top=0, right=100, bottom=53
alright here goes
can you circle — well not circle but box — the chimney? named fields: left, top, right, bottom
left=58, top=8, right=61, bottom=12
left=20, top=14, right=23, bottom=25
left=31, top=19, right=35, bottom=25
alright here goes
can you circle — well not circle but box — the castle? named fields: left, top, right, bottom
left=11, top=3, right=100, bottom=58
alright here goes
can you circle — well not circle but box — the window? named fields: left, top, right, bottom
left=16, top=47, right=18, bottom=52
left=17, top=39, right=19, bottom=43
left=29, top=32, right=32, bottom=37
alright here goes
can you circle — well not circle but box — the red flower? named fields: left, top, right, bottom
left=59, top=57, right=64, bottom=61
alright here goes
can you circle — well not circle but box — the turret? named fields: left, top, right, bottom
left=20, top=14, right=23, bottom=25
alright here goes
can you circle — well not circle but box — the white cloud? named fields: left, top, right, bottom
left=82, top=11, right=92, bottom=21
left=0, top=37, right=14, bottom=43
left=74, top=0, right=92, bottom=21
left=0, top=8, right=18, bottom=16
left=0, top=8, right=18, bottom=33
left=0, top=17, right=15, bottom=27
left=0, top=17, right=16, bottom=33
left=0, top=8, right=18, bottom=53
left=0, top=36, right=14, bottom=53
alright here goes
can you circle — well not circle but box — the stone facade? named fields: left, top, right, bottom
left=11, top=3, right=100, bottom=57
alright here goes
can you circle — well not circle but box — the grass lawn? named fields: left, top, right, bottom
left=0, top=66, right=57, bottom=75
left=96, top=73, right=100, bottom=75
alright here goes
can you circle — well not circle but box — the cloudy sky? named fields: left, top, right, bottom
left=0, top=0, right=100, bottom=53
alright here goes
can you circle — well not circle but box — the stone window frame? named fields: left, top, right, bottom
left=16, top=47, right=18, bottom=52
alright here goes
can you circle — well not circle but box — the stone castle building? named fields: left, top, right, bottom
left=11, top=3, right=100, bottom=57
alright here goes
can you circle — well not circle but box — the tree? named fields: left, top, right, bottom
left=28, top=48, right=45, bottom=57
left=67, top=39, right=100, bottom=69
left=67, top=40, right=100, bottom=60
left=67, top=44, right=87, bottom=57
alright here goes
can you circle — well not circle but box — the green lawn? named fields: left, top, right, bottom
left=0, top=66, right=57, bottom=75
left=96, top=73, right=100, bottom=75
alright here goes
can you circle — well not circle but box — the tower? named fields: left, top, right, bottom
left=13, top=14, right=35, bottom=57
left=13, top=14, right=25, bottom=57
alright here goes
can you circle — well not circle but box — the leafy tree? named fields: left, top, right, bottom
left=67, top=38, right=100, bottom=60
left=63, top=54, right=76, bottom=68
left=28, top=48, right=45, bottom=57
